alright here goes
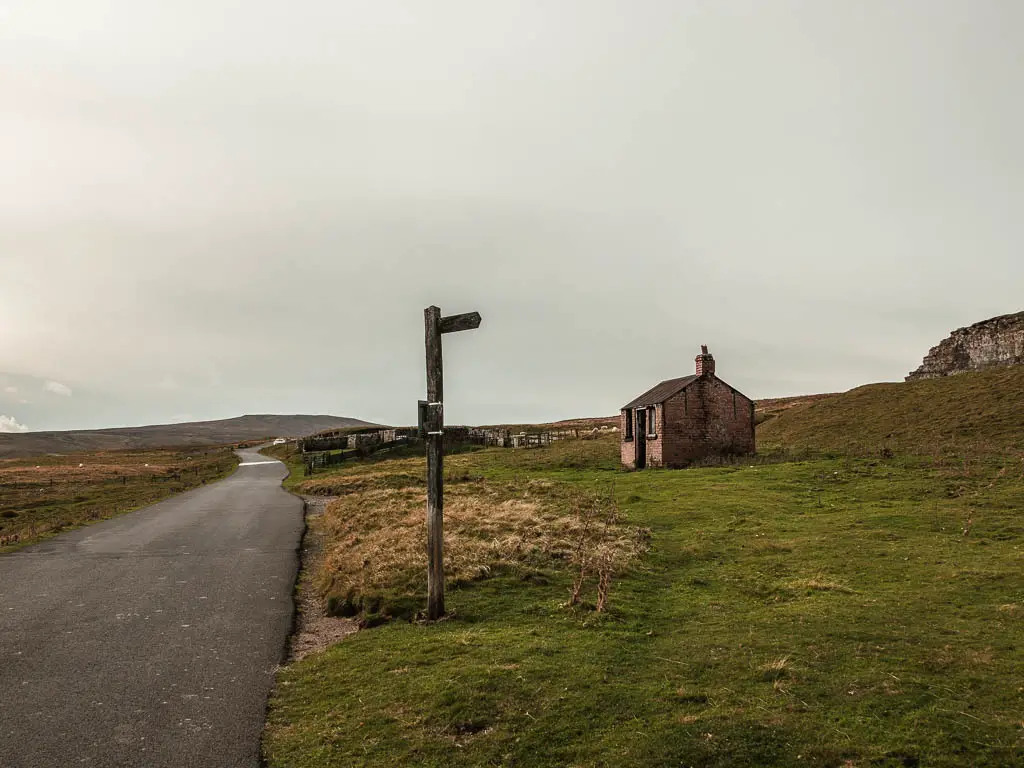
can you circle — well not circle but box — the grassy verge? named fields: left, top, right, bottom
left=263, top=435, right=1024, bottom=767
left=0, top=446, right=238, bottom=550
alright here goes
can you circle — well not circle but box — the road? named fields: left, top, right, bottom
left=0, top=448, right=304, bottom=767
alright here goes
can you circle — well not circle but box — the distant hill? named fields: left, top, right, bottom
left=756, top=366, right=1024, bottom=456
left=478, top=416, right=621, bottom=432
left=0, top=414, right=379, bottom=459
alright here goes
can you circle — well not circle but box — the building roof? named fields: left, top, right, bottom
left=622, top=375, right=699, bottom=410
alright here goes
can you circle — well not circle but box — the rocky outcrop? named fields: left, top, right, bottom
left=907, top=311, right=1024, bottom=381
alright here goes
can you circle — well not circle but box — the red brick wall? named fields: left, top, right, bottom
left=625, top=376, right=754, bottom=469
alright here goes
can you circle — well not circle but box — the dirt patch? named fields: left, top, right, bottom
left=288, top=496, right=358, bottom=662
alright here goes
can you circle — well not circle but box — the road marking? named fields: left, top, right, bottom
left=238, top=461, right=278, bottom=466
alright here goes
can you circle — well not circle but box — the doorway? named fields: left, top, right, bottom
left=635, top=408, right=647, bottom=469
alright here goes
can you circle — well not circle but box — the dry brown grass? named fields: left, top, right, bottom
left=0, top=448, right=236, bottom=549
left=758, top=655, right=792, bottom=681
left=785, top=576, right=854, bottom=594
left=314, top=470, right=648, bottom=619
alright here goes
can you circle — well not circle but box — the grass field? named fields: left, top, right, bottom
left=0, top=447, right=238, bottom=550
left=758, top=366, right=1024, bottom=457
left=263, top=424, right=1024, bottom=767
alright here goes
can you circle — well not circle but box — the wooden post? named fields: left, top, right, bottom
left=424, top=306, right=445, bottom=620
left=423, top=305, right=481, bottom=621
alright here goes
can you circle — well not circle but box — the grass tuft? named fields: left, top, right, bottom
left=758, top=656, right=792, bottom=682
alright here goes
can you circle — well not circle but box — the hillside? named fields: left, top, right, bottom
left=757, top=365, right=1024, bottom=455
left=754, top=392, right=839, bottom=424
left=0, top=414, right=378, bottom=458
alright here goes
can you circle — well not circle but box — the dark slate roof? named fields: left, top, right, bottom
left=622, top=375, right=699, bottom=410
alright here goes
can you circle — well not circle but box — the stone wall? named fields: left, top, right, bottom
left=907, top=311, right=1024, bottom=381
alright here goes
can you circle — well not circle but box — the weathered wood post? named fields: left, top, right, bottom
left=423, top=305, right=481, bottom=620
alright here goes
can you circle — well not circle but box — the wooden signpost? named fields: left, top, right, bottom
left=422, top=305, right=482, bottom=620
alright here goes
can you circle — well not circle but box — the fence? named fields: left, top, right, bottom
left=303, top=438, right=411, bottom=475
left=461, top=427, right=595, bottom=448
left=300, top=425, right=618, bottom=474
left=300, top=428, right=412, bottom=454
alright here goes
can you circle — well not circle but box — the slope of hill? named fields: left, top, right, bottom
left=754, top=392, right=840, bottom=424
left=756, top=366, right=1024, bottom=455
left=0, top=414, right=378, bottom=458
left=478, top=415, right=620, bottom=432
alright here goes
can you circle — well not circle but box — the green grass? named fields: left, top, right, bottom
left=757, top=366, right=1024, bottom=457
left=263, top=435, right=1024, bottom=767
left=0, top=447, right=238, bottom=550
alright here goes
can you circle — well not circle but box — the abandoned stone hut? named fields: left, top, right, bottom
left=621, top=346, right=756, bottom=469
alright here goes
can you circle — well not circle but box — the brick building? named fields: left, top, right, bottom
left=621, top=346, right=755, bottom=469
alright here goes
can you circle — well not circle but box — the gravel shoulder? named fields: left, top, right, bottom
left=285, top=496, right=358, bottom=663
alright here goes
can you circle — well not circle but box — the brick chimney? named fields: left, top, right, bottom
left=695, top=345, right=715, bottom=377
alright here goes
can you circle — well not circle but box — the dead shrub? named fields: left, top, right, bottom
left=566, top=491, right=648, bottom=613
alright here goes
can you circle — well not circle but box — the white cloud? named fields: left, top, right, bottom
left=43, top=380, right=72, bottom=396
left=4, top=386, right=17, bottom=394
left=0, top=414, right=28, bottom=433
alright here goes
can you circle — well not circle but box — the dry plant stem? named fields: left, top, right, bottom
left=567, top=496, right=595, bottom=606
left=569, top=567, right=588, bottom=606
left=595, top=566, right=612, bottom=613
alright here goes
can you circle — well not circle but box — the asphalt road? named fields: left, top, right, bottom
left=0, top=448, right=304, bottom=768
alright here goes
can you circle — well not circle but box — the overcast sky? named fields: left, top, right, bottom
left=3, top=1, right=1024, bottom=432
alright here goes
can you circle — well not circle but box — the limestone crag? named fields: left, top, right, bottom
left=907, top=311, right=1024, bottom=381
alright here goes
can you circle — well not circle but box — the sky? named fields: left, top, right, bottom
left=3, top=1, right=1024, bottom=432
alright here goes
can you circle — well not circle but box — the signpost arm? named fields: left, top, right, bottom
left=424, top=306, right=445, bottom=620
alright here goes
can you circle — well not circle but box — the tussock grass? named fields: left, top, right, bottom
left=758, top=655, right=792, bottom=682
left=785, top=576, right=854, bottom=594
left=316, top=471, right=648, bottom=620
left=297, top=467, right=424, bottom=496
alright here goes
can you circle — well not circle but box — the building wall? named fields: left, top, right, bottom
left=647, top=404, right=664, bottom=467
left=620, top=410, right=634, bottom=468
left=658, top=377, right=755, bottom=468
left=619, top=405, right=664, bottom=469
